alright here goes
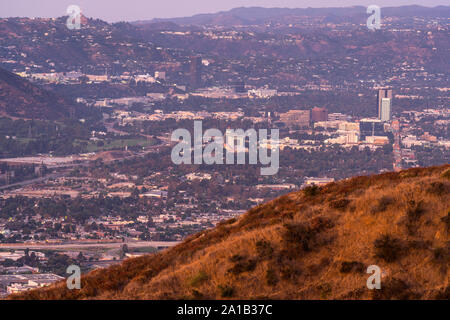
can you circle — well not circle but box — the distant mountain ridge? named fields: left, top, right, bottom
left=1, top=8, right=447, bottom=74
left=135, top=5, right=450, bottom=27
left=0, top=17, right=167, bottom=75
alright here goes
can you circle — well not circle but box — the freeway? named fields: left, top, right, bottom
left=0, top=134, right=172, bottom=192
left=0, top=241, right=180, bottom=251
left=0, top=171, right=67, bottom=191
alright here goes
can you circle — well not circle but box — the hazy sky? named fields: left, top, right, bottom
left=0, top=0, right=447, bottom=22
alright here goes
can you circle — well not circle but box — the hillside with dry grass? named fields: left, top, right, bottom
left=11, top=165, right=450, bottom=300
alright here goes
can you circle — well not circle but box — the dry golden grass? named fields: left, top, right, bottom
left=10, top=165, right=450, bottom=300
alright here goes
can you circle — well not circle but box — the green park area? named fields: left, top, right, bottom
left=75, top=137, right=156, bottom=153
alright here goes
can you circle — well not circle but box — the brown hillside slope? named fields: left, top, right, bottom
left=0, top=67, right=77, bottom=120
left=11, top=165, right=450, bottom=300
